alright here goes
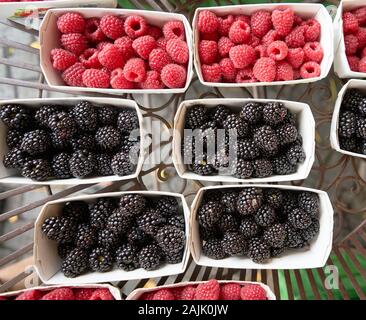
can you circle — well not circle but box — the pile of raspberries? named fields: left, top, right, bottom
left=139, top=279, right=268, bottom=300
left=342, top=6, right=366, bottom=72
left=196, top=8, right=323, bottom=83
left=50, top=12, right=189, bottom=89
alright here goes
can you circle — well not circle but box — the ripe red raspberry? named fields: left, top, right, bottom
left=50, top=48, right=77, bottom=71
left=236, top=67, right=256, bottom=83
left=262, top=29, right=280, bottom=46
left=41, top=288, right=74, bottom=300
left=285, top=25, right=306, bottom=48
left=248, top=35, right=260, bottom=48
left=179, top=286, right=196, bottom=300
left=300, top=61, right=321, bottom=79
left=267, top=40, right=288, bottom=61
left=194, top=279, right=220, bottom=300
left=201, top=63, right=221, bottom=82
left=198, top=10, right=219, bottom=34
left=218, top=15, right=234, bottom=36
left=124, top=15, right=148, bottom=39
left=253, top=57, right=276, bottom=82
left=157, top=37, right=168, bottom=50
left=110, top=68, right=134, bottom=89
left=356, top=27, right=366, bottom=49
left=362, top=47, right=366, bottom=58
left=343, top=12, right=359, bottom=35
left=347, top=55, right=360, bottom=71
left=303, top=18, right=320, bottom=42
left=235, top=15, right=250, bottom=25
left=218, top=36, right=234, bottom=57
left=147, top=25, right=163, bottom=40
left=132, top=35, right=156, bottom=59
left=97, top=41, right=112, bottom=50
left=293, top=68, right=301, bottom=79
left=79, top=48, right=101, bottom=69
left=219, top=58, right=236, bottom=82
left=166, top=38, right=189, bottom=64
left=161, top=63, right=186, bottom=88
left=250, top=10, right=272, bottom=38
left=60, top=33, right=87, bottom=55
left=353, top=7, right=366, bottom=25
left=229, top=44, right=256, bottom=68
left=359, top=56, right=366, bottom=73
left=140, top=292, right=154, bottom=300
left=345, top=34, right=359, bottom=55
left=85, top=18, right=106, bottom=43
left=57, top=12, right=85, bottom=34
left=272, top=7, right=294, bottom=37
left=228, top=20, right=250, bottom=44
left=287, top=47, right=304, bottom=69
left=240, top=284, right=267, bottom=300
left=255, top=45, right=268, bottom=58
left=0, top=297, right=7, bottom=301
left=149, top=48, right=172, bottom=72
left=152, top=289, right=175, bottom=300
left=82, top=68, right=110, bottom=88
left=199, top=40, right=218, bottom=64
left=100, top=14, right=125, bottom=40
left=220, top=283, right=241, bottom=300
left=98, top=44, right=125, bottom=70
left=294, top=15, right=303, bottom=26
left=276, top=61, right=294, bottom=81
left=89, top=288, right=114, bottom=300
left=200, top=31, right=219, bottom=42
left=62, top=62, right=85, bottom=87
left=15, top=289, right=43, bottom=300
left=303, top=42, right=323, bottom=63
left=140, top=70, right=165, bottom=89
left=123, top=58, right=146, bottom=82
left=114, top=36, right=134, bottom=60
left=73, top=288, right=94, bottom=300
left=163, top=20, right=185, bottom=40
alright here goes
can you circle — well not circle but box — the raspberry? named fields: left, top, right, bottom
left=356, top=27, right=366, bottom=49
left=100, top=14, right=125, bottom=40
left=166, top=38, right=189, bottom=64
left=294, top=15, right=303, bottom=26
left=276, top=61, right=294, bottom=81
left=73, top=288, right=94, bottom=300
left=110, top=68, right=134, bottom=89
left=347, top=55, right=360, bottom=71
left=220, top=283, right=241, bottom=300
left=240, top=284, right=267, bottom=300
left=114, top=36, right=134, bottom=60
left=229, top=44, right=256, bottom=68
left=272, top=7, right=294, bottom=37
left=343, top=12, right=359, bottom=35
left=251, top=10, right=272, bottom=38
left=98, top=44, right=125, bottom=70
left=124, top=15, right=148, bottom=39
left=201, top=63, right=221, bottom=82
left=262, top=29, right=280, bottom=46
left=354, top=7, right=366, bottom=25
left=89, top=288, right=114, bottom=300
left=236, top=67, right=256, bottom=83
left=255, top=44, right=268, bottom=58
left=85, top=18, right=106, bottom=43
left=194, top=279, right=220, bottom=300
left=285, top=25, right=306, bottom=48
left=235, top=15, right=250, bottom=24
left=303, top=19, right=320, bottom=42
left=359, top=56, right=366, bottom=73
left=96, top=41, right=112, bottom=50
left=163, top=20, right=185, bottom=40
left=248, top=35, right=260, bottom=48
left=15, top=289, right=43, bottom=300
left=293, top=68, right=301, bottom=79
left=82, top=68, right=110, bottom=88
left=218, top=15, right=234, bottom=36
left=132, top=35, right=156, bottom=59
left=149, top=48, right=172, bottom=72
left=200, top=31, right=219, bottom=42
left=62, top=62, right=85, bottom=87
left=179, top=286, right=196, bottom=300
left=57, top=12, right=85, bottom=34
left=198, top=10, right=219, bottom=34
left=300, top=61, right=321, bottom=79
left=303, top=42, right=323, bottom=63
left=157, top=37, right=168, bottom=50
left=228, top=20, right=250, bottom=44
left=267, top=40, right=288, bottom=61
left=79, top=48, right=101, bottom=69
left=219, top=58, right=236, bottom=82
left=140, top=292, right=155, bottom=300
left=140, top=70, right=164, bottom=89
left=161, top=63, right=186, bottom=88
left=362, top=47, right=366, bottom=58
left=123, top=58, right=146, bottom=82
left=50, top=48, right=77, bottom=71
left=60, top=33, right=87, bottom=55
left=41, top=288, right=74, bottom=300
left=153, top=289, right=175, bottom=300
left=218, top=36, right=234, bottom=57
left=147, top=25, right=163, bottom=40
left=253, top=57, right=276, bottom=82
left=345, top=34, right=359, bottom=55
left=287, top=47, right=304, bottom=69
left=199, top=40, right=218, bottom=64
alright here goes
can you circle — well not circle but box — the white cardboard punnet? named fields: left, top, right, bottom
left=126, top=280, right=276, bottom=300
left=0, top=97, right=145, bottom=185
left=40, top=8, right=193, bottom=94
left=192, top=3, right=334, bottom=87
left=190, top=185, right=334, bottom=270
left=34, top=191, right=191, bottom=285
left=330, top=79, right=366, bottom=159
left=172, top=98, right=315, bottom=183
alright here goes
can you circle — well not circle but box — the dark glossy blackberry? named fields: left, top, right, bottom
left=223, top=114, right=248, bottom=137
left=253, top=125, right=278, bottom=153
left=199, top=226, right=221, bottom=241
left=203, top=190, right=223, bottom=203
left=281, top=191, right=298, bottom=217
left=20, top=130, right=51, bottom=155
left=262, top=102, right=287, bottom=125
left=247, top=237, right=271, bottom=263
left=69, top=150, right=96, bottom=178
left=276, top=124, right=298, bottom=145
left=339, top=111, right=356, bottom=138
left=358, top=139, right=366, bottom=154
left=198, top=201, right=223, bottom=228
left=239, top=102, right=262, bottom=124
left=339, top=137, right=357, bottom=152
left=272, top=155, right=296, bottom=175
left=116, top=243, right=139, bottom=269
left=234, top=159, right=253, bottom=179
left=120, top=135, right=140, bottom=155
left=117, top=109, right=139, bottom=133
left=165, top=250, right=184, bottom=264
left=119, top=194, right=146, bottom=216
left=89, top=247, right=113, bottom=272
left=167, top=215, right=185, bottom=231
left=50, top=132, right=70, bottom=151
left=21, top=159, right=52, bottom=181
left=106, top=208, right=133, bottom=235
left=300, top=219, right=320, bottom=242
left=0, top=104, right=32, bottom=130
left=192, top=155, right=216, bottom=176
left=48, top=112, right=76, bottom=140
left=127, top=226, right=149, bottom=246
left=288, top=208, right=312, bottom=229
left=97, top=106, right=118, bottom=126
left=62, top=201, right=89, bottom=223
left=75, top=223, right=96, bottom=249
left=34, top=105, right=58, bottom=127
left=356, top=117, right=366, bottom=138
left=71, top=134, right=96, bottom=151
left=155, top=225, right=185, bottom=254
left=52, top=153, right=72, bottom=179
left=236, top=188, right=263, bottom=216
left=220, top=191, right=238, bottom=213
left=264, top=189, right=283, bottom=209
left=298, top=192, right=319, bottom=218
left=155, top=196, right=179, bottom=217
left=218, top=214, right=238, bottom=232
left=209, top=105, right=229, bottom=125
left=284, top=222, right=306, bottom=248
left=111, top=152, right=135, bottom=176
left=137, top=208, right=166, bottom=236
left=138, top=244, right=162, bottom=270
left=61, top=248, right=89, bottom=278
left=212, top=150, right=231, bottom=172
left=89, top=198, right=116, bottom=229
left=253, top=159, right=273, bottom=178
left=97, top=228, right=120, bottom=249
left=358, top=97, right=366, bottom=116
left=95, top=153, right=113, bottom=176
left=186, top=105, right=207, bottom=129
left=284, top=111, right=296, bottom=126
left=57, top=242, right=74, bottom=259
left=199, top=120, right=218, bottom=132
left=254, top=205, right=276, bottom=227
left=271, top=246, right=286, bottom=258
left=239, top=217, right=261, bottom=239
left=222, top=232, right=246, bottom=255
left=202, top=238, right=226, bottom=259
left=286, top=144, right=306, bottom=165
left=263, top=223, right=287, bottom=248
left=95, top=126, right=121, bottom=150
left=6, top=130, right=23, bottom=149
left=41, top=216, right=77, bottom=242
left=342, top=89, right=363, bottom=112
left=3, top=148, right=29, bottom=169
left=236, top=139, right=260, bottom=160
left=71, top=101, right=97, bottom=132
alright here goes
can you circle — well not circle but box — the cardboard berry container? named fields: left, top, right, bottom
left=192, top=3, right=334, bottom=87
left=0, top=97, right=145, bottom=185
left=39, top=8, right=193, bottom=94
left=330, top=79, right=366, bottom=159
left=125, top=280, right=276, bottom=300
left=0, top=283, right=122, bottom=300
left=190, top=185, right=334, bottom=270
left=172, top=98, right=315, bottom=183
left=34, top=191, right=191, bottom=285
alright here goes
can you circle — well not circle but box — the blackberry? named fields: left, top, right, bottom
left=117, top=109, right=139, bottom=133
left=271, top=246, right=286, bottom=258
left=34, top=105, right=58, bottom=127
left=263, top=223, right=287, bottom=248
left=203, top=190, right=223, bottom=203
left=200, top=120, right=218, bottom=132
left=199, top=226, right=221, bottom=241
left=223, top=114, right=249, bottom=137
left=342, top=89, right=363, bottom=112
left=62, top=201, right=89, bottom=223
left=297, top=192, right=319, bottom=218
left=358, top=139, right=366, bottom=154
left=61, top=248, right=89, bottom=278
left=41, top=216, right=77, bottom=242
left=247, top=237, right=271, bottom=263
left=288, top=208, right=312, bottom=229
left=262, top=102, right=287, bottom=125
left=138, top=244, right=162, bottom=270
left=272, top=155, right=296, bottom=175
left=3, top=148, right=29, bottom=169
left=6, top=130, right=23, bottom=149
left=69, top=150, right=96, bottom=178
left=111, top=152, right=135, bottom=176
left=20, top=130, right=51, bottom=155
left=165, top=250, right=184, bottom=264
left=254, top=205, right=276, bottom=227
left=182, top=133, right=195, bottom=162
left=116, top=243, right=139, bottom=269
left=253, top=125, right=279, bottom=153
left=218, top=214, right=238, bottom=232
left=209, top=105, right=229, bottom=125
left=212, top=150, right=232, bottom=172
left=236, top=139, right=260, bottom=160
left=264, top=189, right=283, bottom=209
left=97, top=106, right=118, bottom=126
left=89, top=247, right=114, bottom=272
left=57, top=242, right=74, bottom=259
left=167, top=215, right=185, bottom=231
left=155, top=225, right=185, bottom=254
left=155, top=196, right=179, bottom=217
left=71, top=101, right=97, bottom=132
left=236, top=188, right=263, bottom=216
left=21, top=159, right=52, bottom=181
left=276, top=124, right=298, bottom=145
left=253, top=159, right=273, bottom=178
left=239, top=217, right=261, bottom=239
left=120, top=135, right=140, bottom=155
left=95, top=126, right=121, bottom=150
left=202, top=238, right=226, bottom=259
left=222, top=232, right=246, bottom=255
left=284, top=111, right=296, bottom=126
left=0, top=104, right=32, bottom=130
left=339, top=137, right=357, bottom=152
left=95, top=153, right=113, bottom=176
left=284, top=222, right=306, bottom=248
left=71, top=134, right=96, bottom=151
left=97, top=228, right=121, bottom=248
left=356, top=117, right=366, bottom=138
left=137, top=208, right=166, bottom=236
left=286, top=144, right=306, bottom=165
left=234, top=159, right=253, bottom=179
left=198, top=201, right=223, bottom=228
left=119, top=194, right=146, bottom=216
left=239, top=102, right=263, bottom=124
left=281, top=192, right=298, bottom=217
left=127, top=226, right=149, bottom=246
left=50, top=132, right=70, bottom=150
left=358, top=96, right=366, bottom=116
left=75, top=223, right=97, bottom=249
left=52, top=152, right=72, bottom=179
left=338, top=111, right=356, bottom=137
left=106, top=208, right=133, bottom=235
left=48, top=112, right=76, bottom=140
left=192, top=155, right=216, bottom=176
left=220, top=191, right=238, bottom=213
left=300, top=219, right=320, bottom=242
left=186, top=105, right=207, bottom=129
left=89, top=198, right=116, bottom=229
